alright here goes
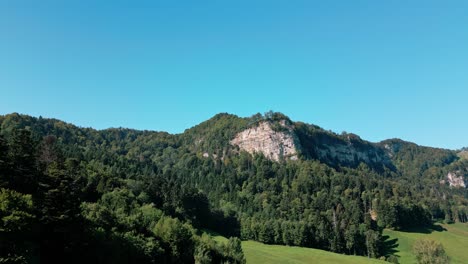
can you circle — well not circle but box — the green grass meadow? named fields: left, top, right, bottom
left=383, top=223, right=468, bottom=264
left=241, top=240, right=384, bottom=264
left=212, top=222, right=468, bottom=264
left=213, top=234, right=384, bottom=264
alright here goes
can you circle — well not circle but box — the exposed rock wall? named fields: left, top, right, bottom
left=230, top=121, right=388, bottom=165
left=297, top=129, right=392, bottom=169
left=447, top=172, right=466, bottom=188
left=315, top=143, right=388, bottom=166
left=230, top=121, right=299, bottom=161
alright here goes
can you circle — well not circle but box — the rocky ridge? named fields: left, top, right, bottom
left=230, top=120, right=391, bottom=168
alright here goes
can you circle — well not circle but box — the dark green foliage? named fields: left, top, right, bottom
left=0, top=134, right=9, bottom=189
left=153, top=216, right=195, bottom=263
left=380, top=139, right=457, bottom=178
left=81, top=189, right=167, bottom=263
left=195, top=235, right=246, bottom=264
left=377, top=201, right=432, bottom=230
left=0, top=117, right=245, bottom=263
left=35, top=161, right=86, bottom=262
left=182, top=113, right=248, bottom=155
left=7, top=129, right=39, bottom=194
left=0, top=188, right=35, bottom=263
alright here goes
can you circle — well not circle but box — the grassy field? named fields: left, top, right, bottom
left=213, top=234, right=383, bottom=264
left=211, top=222, right=468, bottom=263
left=384, top=222, right=468, bottom=264
left=240, top=240, right=384, bottom=264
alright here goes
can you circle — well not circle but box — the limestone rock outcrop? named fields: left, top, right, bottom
left=230, top=121, right=300, bottom=161
left=446, top=171, right=466, bottom=188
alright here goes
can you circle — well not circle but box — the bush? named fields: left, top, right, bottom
left=194, top=234, right=245, bottom=264
left=387, top=254, right=399, bottom=264
left=413, top=239, right=449, bottom=264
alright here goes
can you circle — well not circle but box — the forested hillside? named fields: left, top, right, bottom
left=1, top=112, right=467, bottom=263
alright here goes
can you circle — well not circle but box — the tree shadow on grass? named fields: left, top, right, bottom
left=380, top=235, right=400, bottom=258
left=398, top=223, right=447, bottom=234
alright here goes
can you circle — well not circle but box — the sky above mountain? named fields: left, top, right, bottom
left=1, top=1, right=467, bottom=149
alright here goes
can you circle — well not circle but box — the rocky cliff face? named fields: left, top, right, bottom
left=315, top=141, right=389, bottom=166
left=230, top=121, right=300, bottom=161
left=295, top=125, right=393, bottom=170
left=230, top=120, right=390, bottom=167
left=446, top=172, right=466, bottom=188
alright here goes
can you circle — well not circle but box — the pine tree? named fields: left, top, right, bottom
left=0, top=134, right=9, bottom=188
left=8, top=129, right=39, bottom=194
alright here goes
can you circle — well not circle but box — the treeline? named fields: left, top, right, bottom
left=182, top=154, right=437, bottom=258
left=240, top=217, right=381, bottom=257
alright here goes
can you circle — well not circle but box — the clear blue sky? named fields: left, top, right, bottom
left=1, top=1, right=467, bottom=149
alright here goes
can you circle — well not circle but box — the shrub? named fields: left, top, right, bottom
left=413, top=239, right=449, bottom=264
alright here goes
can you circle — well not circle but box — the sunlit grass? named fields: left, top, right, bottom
left=212, top=234, right=383, bottom=264
left=210, top=222, right=468, bottom=263
left=384, top=223, right=468, bottom=264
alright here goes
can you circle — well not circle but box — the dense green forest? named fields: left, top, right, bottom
left=1, top=112, right=467, bottom=263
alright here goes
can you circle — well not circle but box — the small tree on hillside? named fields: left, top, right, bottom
left=413, top=239, right=449, bottom=264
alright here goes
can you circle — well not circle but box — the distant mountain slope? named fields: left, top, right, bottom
left=0, top=111, right=461, bottom=179
left=178, top=112, right=459, bottom=177
left=379, top=138, right=458, bottom=177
